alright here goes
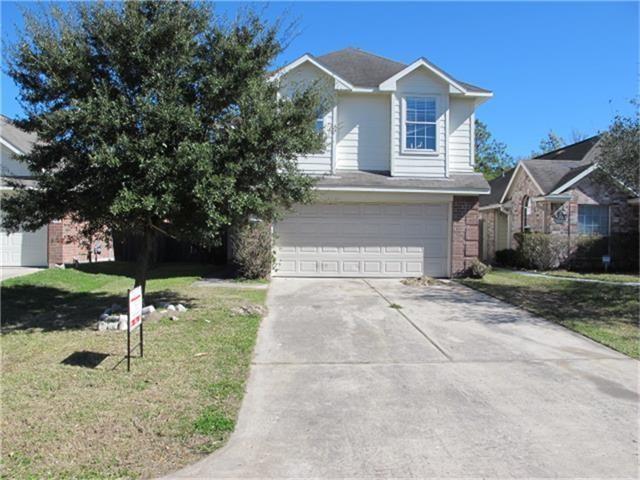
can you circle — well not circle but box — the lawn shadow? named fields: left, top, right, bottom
left=74, top=261, right=228, bottom=280
left=61, top=350, right=110, bottom=368
left=1, top=285, right=193, bottom=333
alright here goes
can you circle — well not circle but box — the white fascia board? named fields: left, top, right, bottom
left=478, top=204, right=502, bottom=211
left=315, top=186, right=490, bottom=195
left=500, top=162, right=544, bottom=203
left=380, top=59, right=468, bottom=93
left=270, top=54, right=355, bottom=90
left=0, top=137, right=25, bottom=156
left=549, top=164, right=597, bottom=195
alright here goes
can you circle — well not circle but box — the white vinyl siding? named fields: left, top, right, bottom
left=1, top=144, right=31, bottom=177
left=280, top=63, right=334, bottom=175
left=391, top=69, right=448, bottom=177
left=274, top=203, right=450, bottom=277
left=336, top=93, right=390, bottom=171
left=449, top=98, right=475, bottom=173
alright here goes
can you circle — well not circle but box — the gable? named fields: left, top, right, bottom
left=500, top=163, right=544, bottom=203
left=395, top=67, right=450, bottom=96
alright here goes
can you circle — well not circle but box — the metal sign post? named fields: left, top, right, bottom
left=127, top=286, right=143, bottom=372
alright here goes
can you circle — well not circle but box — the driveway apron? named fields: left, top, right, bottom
left=168, top=278, right=639, bottom=479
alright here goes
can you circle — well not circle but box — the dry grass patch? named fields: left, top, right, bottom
left=401, top=276, right=443, bottom=287
left=1, top=263, right=266, bottom=479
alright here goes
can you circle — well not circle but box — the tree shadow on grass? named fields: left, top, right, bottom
left=1, top=285, right=193, bottom=333
left=74, top=261, right=229, bottom=280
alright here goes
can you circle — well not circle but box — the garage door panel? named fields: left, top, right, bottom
left=0, top=226, right=48, bottom=267
left=274, top=203, right=450, bottom=277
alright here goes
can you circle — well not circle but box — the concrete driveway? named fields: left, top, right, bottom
left=170, top=278, right=639, bottom=479
left=0, top=266, right=44, bottom=282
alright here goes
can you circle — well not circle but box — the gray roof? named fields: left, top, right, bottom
left=534, top=135, right=600, bottom=161
left=0, top=115, right=38, bottom=154
left=486, top=136, right=606, bottom=204
left=316, top=170, right=489, bottom=193
left=480, top=169, right=514, bottom=207
left=524, top=160, right=590, bottom=194
left=314, top=48, right=490, bottom=92
left=315, top=48, right=405, bottom=88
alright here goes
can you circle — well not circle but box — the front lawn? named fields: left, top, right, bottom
left=1, top=262, right=266, bottom=479
left=459, top=270, right=639, bottom=359
left=539, top=269, right=640, bottom=284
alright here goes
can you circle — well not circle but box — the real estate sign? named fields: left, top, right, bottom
left=128, top=286, right=143, bottom=331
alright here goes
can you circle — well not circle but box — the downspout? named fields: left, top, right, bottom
left=567, top=201, right=571, bottom=269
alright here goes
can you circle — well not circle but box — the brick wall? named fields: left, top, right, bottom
left=47, top=217, right=114, bottom=266
left=451, top=196, right=480, bottom=276
left=508, top=168, right=545, bottom=247
left=479, top=209, right=496, bottom=262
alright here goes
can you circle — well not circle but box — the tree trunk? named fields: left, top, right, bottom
left=134, top=226, right=155, bottom=296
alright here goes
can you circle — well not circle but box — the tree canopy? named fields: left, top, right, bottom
left=3, top=1, right=325, bottom=290
left=474, top=119, right=513, bottom=180
left=534, top=130, right=565, bottom=156
left=595, top=103, right=640, bottom=196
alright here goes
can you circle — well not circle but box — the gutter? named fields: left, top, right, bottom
left=314, top=186, right=490, bottom=195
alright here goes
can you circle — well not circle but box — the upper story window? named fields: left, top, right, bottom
left=315, top=110, right=325, bottom=133
left=403, top=96, right=437, bottom=152
left=578, top=205, right=609, bottom=236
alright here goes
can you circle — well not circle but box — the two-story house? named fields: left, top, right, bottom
left=270, top=48, right=492, bottom=277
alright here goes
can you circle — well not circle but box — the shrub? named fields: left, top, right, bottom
left=469, top=259, right=491, bottom=278
left=514, top=232, right=567, bottom=270
left=232, top=221, right=273, bottom=279
left=494, top=248, right=520, bottom=268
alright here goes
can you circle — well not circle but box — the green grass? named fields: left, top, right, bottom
left=539, top=269, right=640, bottom=284
left=1, top=262, right=266, bottom=479
left=459, top=270, right=639, bottom=359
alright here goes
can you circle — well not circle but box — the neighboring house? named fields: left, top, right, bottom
left=270, top=48, right=492, bottom=277
left=479, top=135, right=639, bottom=265
left=0, top=115, right=114, bottom=267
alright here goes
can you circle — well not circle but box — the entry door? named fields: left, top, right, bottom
left=273, top=203, right=450, bottom=277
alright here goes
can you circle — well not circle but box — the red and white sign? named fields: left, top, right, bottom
left=128, top=286, right=143, bottom=331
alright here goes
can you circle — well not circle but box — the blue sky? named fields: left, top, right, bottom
left=1, top=1, right=637, bottom=158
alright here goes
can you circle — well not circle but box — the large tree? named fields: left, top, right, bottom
left=474, top=119, right=513, bottom=180
left=3, top=1, right=324, bottom=292
left=595, top=103, right=640, bottom=196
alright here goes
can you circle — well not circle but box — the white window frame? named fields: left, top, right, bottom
left=315, top=111, right=325, bottom=133
left=577, top=204, right=610, bottom=236
left=401, top=95, right=439, bottom=155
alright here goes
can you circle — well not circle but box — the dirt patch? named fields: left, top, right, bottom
left=401, top=276, right=444, bottom=287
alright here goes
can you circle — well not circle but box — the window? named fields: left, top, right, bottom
left=578, top=205, right=609, bottom=236
left=315, top=112, right=324, bottom=133
left=521, top=196, right=532, bottom=231
left=404, top=96, right=437, bottom=151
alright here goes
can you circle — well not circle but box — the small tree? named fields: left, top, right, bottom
left=3, top=1, right=325, bottom=292
left=536, top=130, right=565, bottom=155
left=474, top=119, right=513, bottom=180
left=595, top=102, right=640, bottom=196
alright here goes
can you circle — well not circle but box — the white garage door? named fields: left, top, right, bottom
left=274, top=203, right=450, bottom=277
left=0, top=227, right=48, bottom=266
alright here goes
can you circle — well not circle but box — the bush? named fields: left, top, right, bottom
left=494, top=248, right=520, bottom=268
left=232, top=221, right=273, bottom=279
left=469, top=259, right=491, bottom=278
left=514, top=232, right=567, bottom=270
